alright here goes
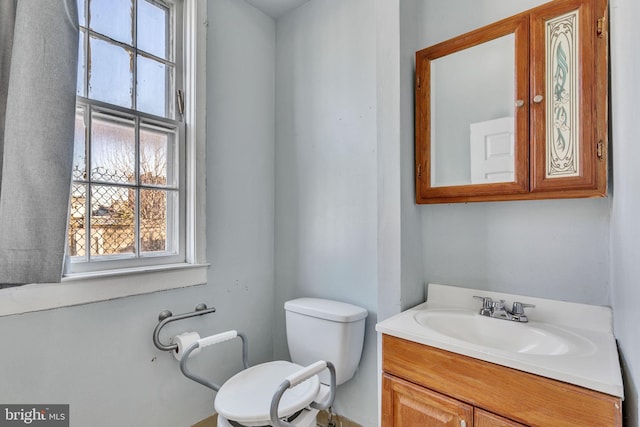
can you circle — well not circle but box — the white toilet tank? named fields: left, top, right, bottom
left=284, top=298, right=368, bottom=386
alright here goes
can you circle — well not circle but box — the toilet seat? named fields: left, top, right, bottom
left=215, top=360, right=320, bottom=427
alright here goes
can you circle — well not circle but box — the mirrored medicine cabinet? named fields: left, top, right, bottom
left=415, top=0, right=608, bottom=204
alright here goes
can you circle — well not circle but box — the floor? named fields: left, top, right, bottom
left=191, top=411, right=363, bottom=427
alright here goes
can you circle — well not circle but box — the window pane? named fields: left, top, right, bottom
left=140, top=189, right=175, bottom=253
left=140, top=126, right=176, bottom=186
left=89, top=37, right=133, bottom=109
left=77, top=0, right=86, bottom=27
left=91, top=185, right=136, bottom=256
left=73, top=107, right=87, bottom=180
left=77, top=30, right=86, bottom=96
left=91, top=114, right=135, bottom=184
left=68, top=184, right=87, bottom=258
left=138, top=0, right=169, bottom=59
left=137, top=55, right=172, bottom=117
left=89, top=0, right=133, bottom=45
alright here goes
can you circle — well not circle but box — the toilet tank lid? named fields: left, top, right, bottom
left=285, top=298, right=368, bottom=322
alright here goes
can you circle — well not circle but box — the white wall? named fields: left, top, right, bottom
left=414, top=0, right=612, bottom=306
left=0, top=2, right=276, bottom=426
left=0, top=287, right=220, bottom=426
left=273, top=1, right=378, bottom=425
left=376, top=0, right=404, bottom=323
left=205, top=0, right=276, bottom=371
left=610, top=0, right=640, bottom=424
left=399, top=0, right=427, bottom=313
left=421, top=199, right=611, bottom=303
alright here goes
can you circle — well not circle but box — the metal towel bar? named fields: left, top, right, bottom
left=152, top=303, right=216, bottom=352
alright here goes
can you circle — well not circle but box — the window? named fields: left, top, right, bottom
left=68, top=0, right=186, bottom=273
left=0, top=0, right=205, bottom=316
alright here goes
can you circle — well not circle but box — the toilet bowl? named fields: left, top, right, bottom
left=180, top=298, right=367, bottom=427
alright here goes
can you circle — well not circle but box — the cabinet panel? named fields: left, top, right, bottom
left=382, top=373, right=472, bottom=427
left=475, top=409, right=527, bottom=427
left=530, top=0, right=608, bottom=194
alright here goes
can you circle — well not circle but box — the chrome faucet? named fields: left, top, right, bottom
left=473, top=296, right=535, bottom=323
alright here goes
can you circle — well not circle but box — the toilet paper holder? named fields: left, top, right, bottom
left=153, top=303, right=216, bottom=352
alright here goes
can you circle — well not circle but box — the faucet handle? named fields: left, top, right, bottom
left=473, top=295, right=493, bottom=309
left=473, top=296, right=493, bottom=316
left=511, top=301, right=535, bottom=316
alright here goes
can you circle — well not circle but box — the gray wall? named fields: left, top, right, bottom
left=0, top=2, right=276, bottom=426
left=273, top=1, right=378, bottom=425
left=204, top=0, right=276, bottom=376
left=0, top=287, right=219, bottom=426
left=421, top=199, right=611, bottom=303
left=415, top=0, right=612, bottom=305
left=610, top=0, right=640, bottom=424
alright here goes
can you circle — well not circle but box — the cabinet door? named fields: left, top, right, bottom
left=475, top=409, right=527, bottom=427
left=382, top=374, right=472, bottom=427
left=530, top=0, right=608, bottom=194
left=414, top=14, right=530, bottom=203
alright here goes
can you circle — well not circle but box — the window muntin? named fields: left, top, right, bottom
left=68, top=0, right=184, bottom=273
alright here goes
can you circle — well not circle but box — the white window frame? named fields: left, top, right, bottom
left=0, top=0, right=208, bottom=317
left=69, top=0, right=184, bottom=273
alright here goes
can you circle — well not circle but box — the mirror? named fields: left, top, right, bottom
left=415, top=13, right=530, bottom=203
left=430, top=34, right=515, bottom=187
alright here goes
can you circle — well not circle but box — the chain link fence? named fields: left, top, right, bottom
left=68, top=168, right=167, bottom=258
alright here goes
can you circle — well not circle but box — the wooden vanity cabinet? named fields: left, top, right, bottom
left=382, top=374, right=473, bottom=426
left=381, top=334, right=622, bottom=426
left=415, top=0, right=609, bottom=203
left=474, top=409, right=526, bottom=427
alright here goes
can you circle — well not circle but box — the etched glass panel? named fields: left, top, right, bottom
left=546, top=10, right=580, bottom=178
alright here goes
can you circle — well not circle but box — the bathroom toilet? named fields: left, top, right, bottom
left=214, top=298, right=368, bottom=427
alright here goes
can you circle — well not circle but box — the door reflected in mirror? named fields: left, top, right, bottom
left=430, top=34, right=515, bottom=188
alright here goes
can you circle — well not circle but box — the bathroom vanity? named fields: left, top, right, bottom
left=376, top=285, right=624, bottom=426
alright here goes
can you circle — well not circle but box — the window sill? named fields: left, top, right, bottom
left=0, top=263, right=209, bottom=317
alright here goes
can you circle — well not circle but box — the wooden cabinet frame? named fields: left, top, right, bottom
left=415, top=0, right=608, bottom=204
left=381, top=335, right=622, bottom=426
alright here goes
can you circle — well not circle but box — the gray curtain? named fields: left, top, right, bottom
left=0, top=0, right=79, bottom=286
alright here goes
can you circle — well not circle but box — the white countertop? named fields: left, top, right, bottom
left=376, top=284, right=624, bottom=398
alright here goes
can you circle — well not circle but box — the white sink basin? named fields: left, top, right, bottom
left=413, top=309, right=595, bottom=356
